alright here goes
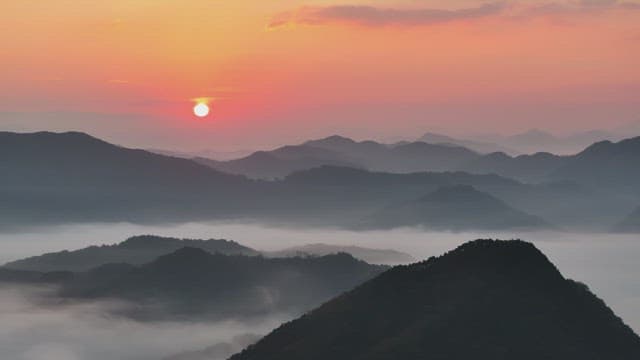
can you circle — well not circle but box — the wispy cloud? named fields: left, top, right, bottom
left=268, top=3, right=506, bottom=28
left=268, top=1, right=640, bottom=28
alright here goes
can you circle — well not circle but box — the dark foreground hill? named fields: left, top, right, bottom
left=231, top=240, right=640, bottom=360
left=3, top=235, right=259, bottom=272
left=362, top=185, right=549, bottom=231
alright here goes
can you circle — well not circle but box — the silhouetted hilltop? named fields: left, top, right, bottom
left=3, top=235, right=258, bottom=272
left=231, top=239, right=640, bottom=360
left=58, top=247, right=386, bottom=320
left=362, top=185, right=548, bottom=231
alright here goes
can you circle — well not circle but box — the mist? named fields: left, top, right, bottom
left=1, top=221, right=639, bottom=357
left=0, top=284, right=287, bottom=360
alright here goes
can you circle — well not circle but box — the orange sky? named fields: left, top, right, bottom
left=1, top=1, right=639, bottom=150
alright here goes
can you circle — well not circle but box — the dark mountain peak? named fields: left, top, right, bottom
left=231, top=239, right=640, bottom=360
left=428, top=239, right=563, bottom=282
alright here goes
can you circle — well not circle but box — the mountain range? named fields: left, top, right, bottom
left=1, top=246, right=386, bottom=321
left=2, top=235, right=414, bottom=272
left=230, top=239, right=640, bottom=360
left=2, top=131, right=639, bottom=232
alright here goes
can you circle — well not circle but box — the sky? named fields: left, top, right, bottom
left=1, top=0, right=639, bottom=151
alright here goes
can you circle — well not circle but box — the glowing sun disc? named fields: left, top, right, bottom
left=193, top=103, right=210, bottom=117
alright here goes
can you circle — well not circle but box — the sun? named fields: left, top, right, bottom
left=193, top=102, right=210, bottom=117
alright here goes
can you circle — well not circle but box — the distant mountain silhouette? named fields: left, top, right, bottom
left=361, top=185, right=549, bottom=231
left=3, top=235, right=258, bottom=272
left=230, top=240, right=640, bottom=360
left=2, top=131, right=637, bottom=231
left=418, top=132, right=518, bottom=155
left=473, top=129, right=619, bottom=155
left=614, top=206, right=640, bottom=233
left=267, top=244, right=415, bottom=265
left=459, top=151, right=567, bottom=182
left=197, top=135, right=480, bottom=178
left=55, top=247, right=386, bottom=320
left=550, top=137, right=640, bottom=193
left=194, top=144, right=360, bottom=179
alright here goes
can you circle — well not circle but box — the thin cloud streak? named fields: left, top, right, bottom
left=269, top=1, right=640, bottom=28
left=269, top=3, right=506, bottom=28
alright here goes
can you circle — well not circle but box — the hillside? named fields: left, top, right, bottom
left=0, top=131, right=262, bottom=226
left=550, top=136, right=640, bottom=194
left=3, top=235, right=259, bottom=272
left=56, top=248, right=387, bottom=320
left=231, top=240, right=640, bottom=360
left=362, top=185, right=549, bottom=231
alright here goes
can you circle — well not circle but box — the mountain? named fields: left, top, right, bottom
left=197, top=135, right=480, bottom=179
left=55, top=247, right=386, bottom=320
left=3, top=235, right=259, bottom=272
left=194, top=144, right=360, bottom=179
left=361, top=185, right=548, bottom=231
left=550, top=137, right=640, bottom=194
left=230, top=240, right=640, bottom=360
left=267, top=244, right=415, bottom=265
left=460, top=136, right=640, bottom=192
left=459, top=151, right=567, bottom=183
left=0, top=131, right=261, bottom=227
left=418, top=132, right=518, bottom=155
left=614, top=206, right=640, bottom=233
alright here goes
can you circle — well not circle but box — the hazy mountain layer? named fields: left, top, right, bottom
left=361, top=185, right=549, bottom=231
left=1, top=248, right=386, bottom=321
left=3, top=235, right=259, bottom=272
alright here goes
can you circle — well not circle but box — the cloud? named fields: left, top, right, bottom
left=268, top=3, right=506, bottom=28
left=268, top=1, right=640, bottom=28
left=0, top=284, right=286, bottom=360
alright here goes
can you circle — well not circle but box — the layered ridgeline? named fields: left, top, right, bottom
left=196, top=135, right=480, bottom=179
left=2, top=235, right=413, bottom=272
left=361, top=185, right=549, bottom=231
left=3, top=131, right=639, bottom=231
left=231, top=240, right=640, bottom=360
left=2, top=235, right=259, bottom=272
left=0, top=246, right=386, bottom=321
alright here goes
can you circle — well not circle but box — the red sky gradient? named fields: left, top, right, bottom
left=1, top=1, right=639, bottom=151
